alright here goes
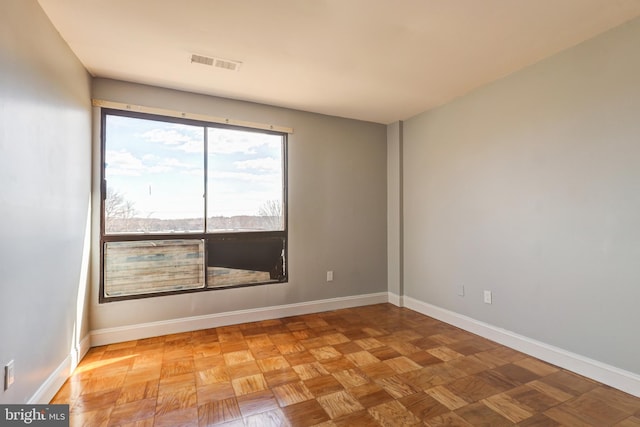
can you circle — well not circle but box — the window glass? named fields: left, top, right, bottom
left=104, top=115, right=204, bottom=233
left=207, top=128, right=284, bottom=232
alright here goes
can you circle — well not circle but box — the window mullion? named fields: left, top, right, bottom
left=203, top=127, right=209, bottom=288
left=203, top=126, right=208, bottom=233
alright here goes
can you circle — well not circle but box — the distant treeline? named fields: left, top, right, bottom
left=105, top=215, right=281, bottom=233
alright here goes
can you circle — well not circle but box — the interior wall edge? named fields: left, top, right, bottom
left=387, top=292, right=404, bottom=308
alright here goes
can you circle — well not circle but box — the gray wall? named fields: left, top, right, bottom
left=91, top=79, right=387, bottom=330
left=0, top=0, right=92, bottom=403
left=403, top=17, right=640, bottom=374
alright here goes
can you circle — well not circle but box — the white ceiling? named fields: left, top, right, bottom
left=38, top=0, right=640, bottom=124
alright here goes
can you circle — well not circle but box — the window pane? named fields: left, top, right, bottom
left=104, top=115, right=204, bottom=233
left=104, top=240, right=205, bottom=297
left=206, top=237, right=285, bottom=288
left=207, top=128, right=284, bottom=232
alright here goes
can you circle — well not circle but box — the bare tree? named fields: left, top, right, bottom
left=258, top=199, right=283, bottom=230
left=105, top=187, right=137, bottom=232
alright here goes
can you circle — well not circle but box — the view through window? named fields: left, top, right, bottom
left=101, top=110, right=287, bottom=301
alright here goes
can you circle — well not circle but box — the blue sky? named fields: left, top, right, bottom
left=105, top=115, right=283, bottom=220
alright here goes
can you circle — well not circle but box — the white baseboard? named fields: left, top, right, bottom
left=32, top=294, right=388, bottom=404
left=29, top=335, right=91, bottom=404
left=91, top=292, right=389, bottom=347
left=403, top=296, right=640, bottom=397
left=387, top=292, right=404, bottom=307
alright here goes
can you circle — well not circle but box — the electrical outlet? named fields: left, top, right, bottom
left=456, top=285, right=465, bottom=296
left=5, top=360, right=14, bottom=390
left=326, top=271, right=334, bottom=282
left=483, top=290, right=492, bottom=304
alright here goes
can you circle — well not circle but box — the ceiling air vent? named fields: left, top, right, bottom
left=191, top=54, right=241, bottom=71
left=191, top=54, right=214, bottom=66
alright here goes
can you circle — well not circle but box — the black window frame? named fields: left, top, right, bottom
left=99, top=108, right=288, bottom=303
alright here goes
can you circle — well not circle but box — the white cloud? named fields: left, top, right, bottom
left=175, top=140, right=205, bottom=154
left=233, top=157, right=280, bottom=172
left=139, top=126, right=281, bottom=155
left=140, top=127, right=203, bottom=153
left=106, top=150, right=199, bottom=176
left=160, top=158, right=202, bottom=176
left=209, top=130, right=280, bottom=155
left=209, top=170, right=278, bottom=183
left=158, top=158, right=199, bottom=169
left=141, top=128, right=193, bottom=145
left=182, top=169, right=205, bottom=177
left=146, top=165, right=173, bottom=173
left=105, top=150, right=145, bottom=176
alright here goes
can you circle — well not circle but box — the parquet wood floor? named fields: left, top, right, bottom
left=51, top=304, right=640, bottom=426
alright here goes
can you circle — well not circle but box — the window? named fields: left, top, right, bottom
left=100, top=109, right=287, bottom=301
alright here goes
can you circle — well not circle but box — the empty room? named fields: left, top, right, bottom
left=1, top=0, right=640, bottom=425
